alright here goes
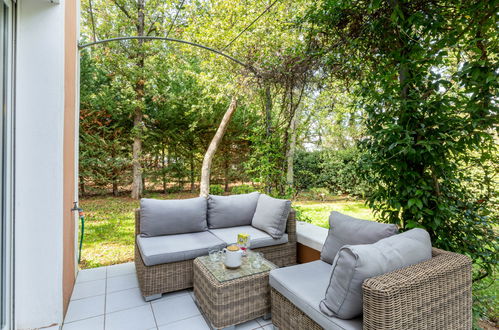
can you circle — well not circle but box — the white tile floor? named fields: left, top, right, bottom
left=63, top=262, right=274, bottom=330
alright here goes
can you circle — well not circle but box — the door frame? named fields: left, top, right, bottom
left=1, top=0, right=15, bottom=329
left=62, top=0, right=79, bottom=316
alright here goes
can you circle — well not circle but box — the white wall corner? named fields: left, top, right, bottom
left=15, top=0, right=66, bottom=328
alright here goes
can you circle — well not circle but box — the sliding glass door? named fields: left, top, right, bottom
left=0, top=0, right=14, bottom=329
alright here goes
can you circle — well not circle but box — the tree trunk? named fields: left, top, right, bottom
left=176, top=155, right=182, bottom=190
left=112, top=180, right=119, bottom=196
left=190, top=150, right=195, bottom=193
left=162, top=146, right=167, bottom=194
left=131, top=0, right=145, bottom=199
left=283, top=83, right=305, bottom=191
left=264, top=84, right=273, bottom=195
left=264, top=84, right=272, bottom=137
left=286, top=107, right=299, bottom=186
left=224, top=157, right=230, bottom=192
left=79, top=177, right=85, bottom=196
left=200, top=96, right=238, bottom=197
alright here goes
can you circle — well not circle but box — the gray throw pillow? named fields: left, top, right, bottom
left=251, top=194, right=291, bottom=239
left=207, top=192, right=260, bottom=229
left=320, top=228, right=432, bottom=319
left=321, top=212, right=399, bottom=264
left=140, top=197, right=208, bottom=237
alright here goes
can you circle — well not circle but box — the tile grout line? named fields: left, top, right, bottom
left=104, top=290, right=191, bottom=317
left=154, top=291, right=204, bottom=328
left=70, top=292, right=106, bottom=302
left=103, top=285, right=140, bottom=296
left=63, top=265, right=139, bottom=327
left=63, top=313, right=106, bottom=326
left=149, top=302, right=158, bottom=329
left=69, top=282, right=140, bottom=303
left=74, top=275, right=107, bottom=284
left=155, top=313, right=205, bottom=329
left=102, top=300, right=153, bottom=317
left=149, top=291, right=191, bottom=305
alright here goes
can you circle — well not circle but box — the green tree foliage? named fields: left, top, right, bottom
left=294, top=149, right=370, bottom=197
left=79, top=50, right=132, bottom=196
left=305, top=0, right=498, bottom=319
left=80, top=0, right=314, bottom=197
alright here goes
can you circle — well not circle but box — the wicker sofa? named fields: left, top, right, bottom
left=134, top=197, right=297, bottom=301
left=270, top=247, right=472, bottom=330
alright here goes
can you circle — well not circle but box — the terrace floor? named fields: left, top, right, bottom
left=63, top=262, right=274, bottom=330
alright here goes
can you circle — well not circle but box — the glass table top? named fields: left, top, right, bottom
left=197, top=251, right=277, bottom=283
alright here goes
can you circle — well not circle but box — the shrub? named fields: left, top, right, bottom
left=231, top=184, right=257, bottom=194
left=294, top=151, right=321, bottom=191
left=209, top=184, right=224, bottom=195
left=166, top=186, right=182, bottom=194
left=293, top=205, right=313, bottom=224
left=294, top=148, right=371, bottom=197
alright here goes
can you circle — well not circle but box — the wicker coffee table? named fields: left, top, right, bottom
left=193, top=253, right=277, bottom=329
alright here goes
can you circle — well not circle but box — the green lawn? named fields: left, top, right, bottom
left=79, top=193, right=373, bottom=269
left=293, top=199, right=373, bottom=228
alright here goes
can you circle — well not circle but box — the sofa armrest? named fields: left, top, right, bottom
left=362, top=247, right=472, bottom=330
left=286, top=209, right=297, bottom=243
left=135, top=209, right=141, bottom=236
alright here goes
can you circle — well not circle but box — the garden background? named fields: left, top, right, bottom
left=79, top=0, right=497, bottom=326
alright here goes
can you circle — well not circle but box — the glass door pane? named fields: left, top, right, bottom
left=0, top=0, right=12, bottom=328
left=0, top=2, right=5, bottom=326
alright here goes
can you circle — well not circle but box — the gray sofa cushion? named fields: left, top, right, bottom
left=320, top=228, right=432, bottom=319
left=251, top=194, right=291, bottom=239
left=136, top=231, right=225, bottom=266
left=209, top=225, right=288, bottom=249
left=321, top=212, right=398, bottom=264
left=207, top=192, right=260, bottom=229
left=140, top=197, right=208, bottom=237
left=270, top=261, right=362, bottom=330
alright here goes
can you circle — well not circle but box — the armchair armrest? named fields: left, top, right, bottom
left=135, top=209, right=141, bottom=236
left=286, top=208, right=297, bottom=243
left=362, top=248, right=472, bottom=330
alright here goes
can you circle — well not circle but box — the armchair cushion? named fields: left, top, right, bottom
left=251, top=194, right=291, bottom=239
left=321, top=212, right=398, bottom=264
left=320, top=228, right=432, bottom=319
left=140, top=197, right=208, bottom=237
left=270, top=261, right=362, bottom=330
left=207, top=192, right=260, bottom=229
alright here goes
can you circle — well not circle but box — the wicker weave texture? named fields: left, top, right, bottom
left=253, top=242, right=297, bottom=268
left=271, top=288, right=323, bottom=330
left=193, top=258, right=272, bottom=329
left=272, top=248, right=472, bottom=330
left=134, top=208, right=297, bottom=297
left=135, top=245, right=194, bottom=297
left=362, top=248, right=472, bottom=330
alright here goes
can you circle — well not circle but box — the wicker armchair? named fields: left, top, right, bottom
left=271, top=248, right=472, bottom=330
left=134, top=209, right=297, bottom=299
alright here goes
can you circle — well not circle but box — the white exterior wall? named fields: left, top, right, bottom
left=15, top=0, right=66, bottom=328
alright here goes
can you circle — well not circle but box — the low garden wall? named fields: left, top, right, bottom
left=296, top=221, right=328, bottom=263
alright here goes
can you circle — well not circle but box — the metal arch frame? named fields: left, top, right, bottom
left=78, top=36, right=257, bottom=74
